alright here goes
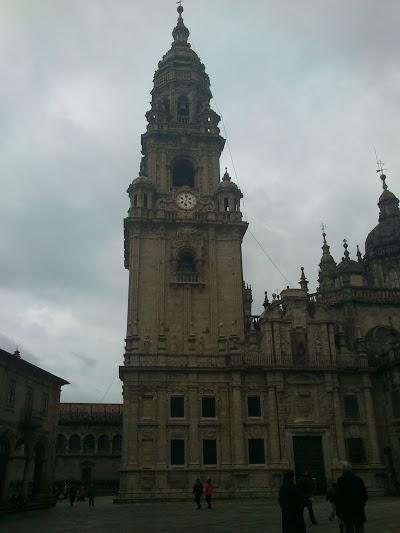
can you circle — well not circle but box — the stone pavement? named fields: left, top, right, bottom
left=0, top=497, right=399, bottom=533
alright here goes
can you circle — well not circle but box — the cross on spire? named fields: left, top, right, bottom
left=321, top=222, right=327, bottom=244
left=374, top=149, right=388, bottom=190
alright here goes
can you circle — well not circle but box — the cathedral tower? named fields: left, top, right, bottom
left=118, top=7, right=248, bottom=500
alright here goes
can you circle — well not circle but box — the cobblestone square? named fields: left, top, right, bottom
left=0, top=497, right=399, bottom=533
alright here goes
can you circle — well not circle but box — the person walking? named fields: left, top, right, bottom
left=192, top=478, right=203, bottom=510
left=326, top=482, right=337, bottom=521
left=297, top=471, right=318, bottom=525
left=69, top=483, right=77, bottom=507
left=88, top=482, right=95, bottom=507
left=336, top=462, right=368, bottom=533
left=279, top=470, right=306, bottom=533
left=204, top=478, right=214, bottom=509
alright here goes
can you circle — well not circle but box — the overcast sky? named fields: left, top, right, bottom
left=1, top=0, right=399, bottom=403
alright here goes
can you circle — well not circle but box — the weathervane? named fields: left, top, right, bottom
left=374, top=148, right=388, bottom=190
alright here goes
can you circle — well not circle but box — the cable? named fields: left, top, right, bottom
left=98, top=374, right=117, bottom=403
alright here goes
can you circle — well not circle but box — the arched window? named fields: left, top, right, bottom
left=112, top=435, right=122, bottom=454
left=69, top=434, right=80, bottom=453
left=83, top=435, right=95, bottom=454
left=177, top=95, right=189, bottom=118
left=56, top=434, right=67, bottom=453
left=177, top=251, right=196, bottom=273
left=98, top=435, right=110, bottom=453
left=387, top=270, right=400, bottom=288
left=172, top=160, right=194, bottom=188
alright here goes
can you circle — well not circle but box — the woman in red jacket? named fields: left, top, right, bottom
left=204, top=478, right=214, bottom=509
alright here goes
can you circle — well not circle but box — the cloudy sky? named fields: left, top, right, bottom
left=1, top=0, right=399, bottom=402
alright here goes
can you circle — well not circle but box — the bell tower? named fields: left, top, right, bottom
left=118, top=6, right=248, bottom=500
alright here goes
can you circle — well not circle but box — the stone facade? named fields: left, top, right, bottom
left=116, top=6, right=400, bottom=501
left=55, top=403, right=122, bottom=495
left=0, top=348, right=68, bottom=508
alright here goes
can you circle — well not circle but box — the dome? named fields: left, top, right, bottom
left=128, top=175, right=155, bottom=191
left=365, top=180, right=400, bottom=257
left=336, top=259, right=364, bottom=274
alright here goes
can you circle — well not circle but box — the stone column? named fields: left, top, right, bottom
left=362, top=374, right=381, bottom=464
left=231, top=375, right=245, bottom=465
left=157, top=389, right=167, bottom=466
left=22, top=451, right=34, bottom=500
left=188, top=387, right=200, bottom=466
left=333, top=384, right=346, bottom=462
left=268, top=385, right=281, bottom=464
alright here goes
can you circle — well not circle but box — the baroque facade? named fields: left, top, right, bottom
left=0, top=347, right=68, bottom=508
left=117, top=6, right=400, bottom=501
left=55, top=403, right=122, bottom=494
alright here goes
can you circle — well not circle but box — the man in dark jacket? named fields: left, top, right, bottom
left=192, top=478, right=203, bottom=509
left=336, top=462, right=368, bottom=533
left=279, top=470, right=306, bottom=533
left=297, top=471, right=317, bottom=525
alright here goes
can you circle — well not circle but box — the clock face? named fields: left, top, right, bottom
left=176, top=192, right=197, bottom=210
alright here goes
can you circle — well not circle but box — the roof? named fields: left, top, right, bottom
left=0, top=347, right=69, bottom=386
left=59, top=403, right=123, bottom=425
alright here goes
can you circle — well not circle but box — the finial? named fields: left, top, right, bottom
left=374, top=148, right=388, bottom=190
left=222, top=167, right=231, bottom=181
left=263, top=291, right=270, bottom=309
left=14, top=348, right=21, bottom=358
left=342, top=238, right=350, bottom=260
left=321, top=222, right=327, bottom=244
left=299, top=267, right=309, bottom=291
left=356, top=245, right=362, bottom=262
left=173, top=1, right=189, bottom=43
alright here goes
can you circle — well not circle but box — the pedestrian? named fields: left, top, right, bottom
left=326, top=482, right=337, bottom=521
left=278, top=470, right=306, bottom=533
left=336, top=462, right=368, bottom=533
left=192, top=478, right=203, bottom=510
left=297, top=471, right=318, bottom=525
left=69, top=483, right=77, bottom=507
left=88, top=482, right=95, bottom=507
left=204, top=478, right=214, bottom=509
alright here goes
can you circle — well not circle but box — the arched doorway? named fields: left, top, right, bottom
left=32, top=442, right=46, bottom=499
left=0, top=436, right=10, bottom=502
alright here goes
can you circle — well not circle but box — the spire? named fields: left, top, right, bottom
left=342, top=238, right=350, bottom=261
left=299, top=267, right=309, bottom=291
left=172, top=3, right=190, bottom=44
left=318, top=224, right=337, bottom=291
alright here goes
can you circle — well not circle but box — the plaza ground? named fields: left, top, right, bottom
left=0, top=496, right=399, bottom=533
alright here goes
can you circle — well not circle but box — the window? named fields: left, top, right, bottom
left=133, top=194, right=137, bottom=207
left=56, top=434, right=67, bottom=453
left=247, top=396, right=261, bottom=417
left=346, top=438, right=366, bottom=464
left=170, top=396, right=184, bottom=418
left=41, top=392, right=49, bottom=416
left=171, top=439, right=185, bottom=465
left=25, top=387, right=33, bottom=413
left=387, top=270, right=400, bottom=289
left=6, top=379, right=16, bottom=408
left=224, top=197, right=229, bottom=211
left=177, top=252, right=196, bottom=273
left=391, top=390, right=400, bottom=418
left=177, top=95, right=189, bottom=118
left=112, top=435, right=122, bottom=453
left=172, top=159, right=194, bottom=187
left=203, top=439, right=217, bottom=465
left=98, top=435, right=110, bottom=453
left=83, top=435, right=95, bottom=454
left=143, top=193, right=148, bottom=207
left=248, top=439, right=265, bottom=464
left=202, top=397, right=216, bottom=418
left=69, top=434, right=81, bottom=453
left=344, top=395, right=360, bottom=419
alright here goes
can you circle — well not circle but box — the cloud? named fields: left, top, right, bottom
left=0, top=0, right=399, bottom=401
